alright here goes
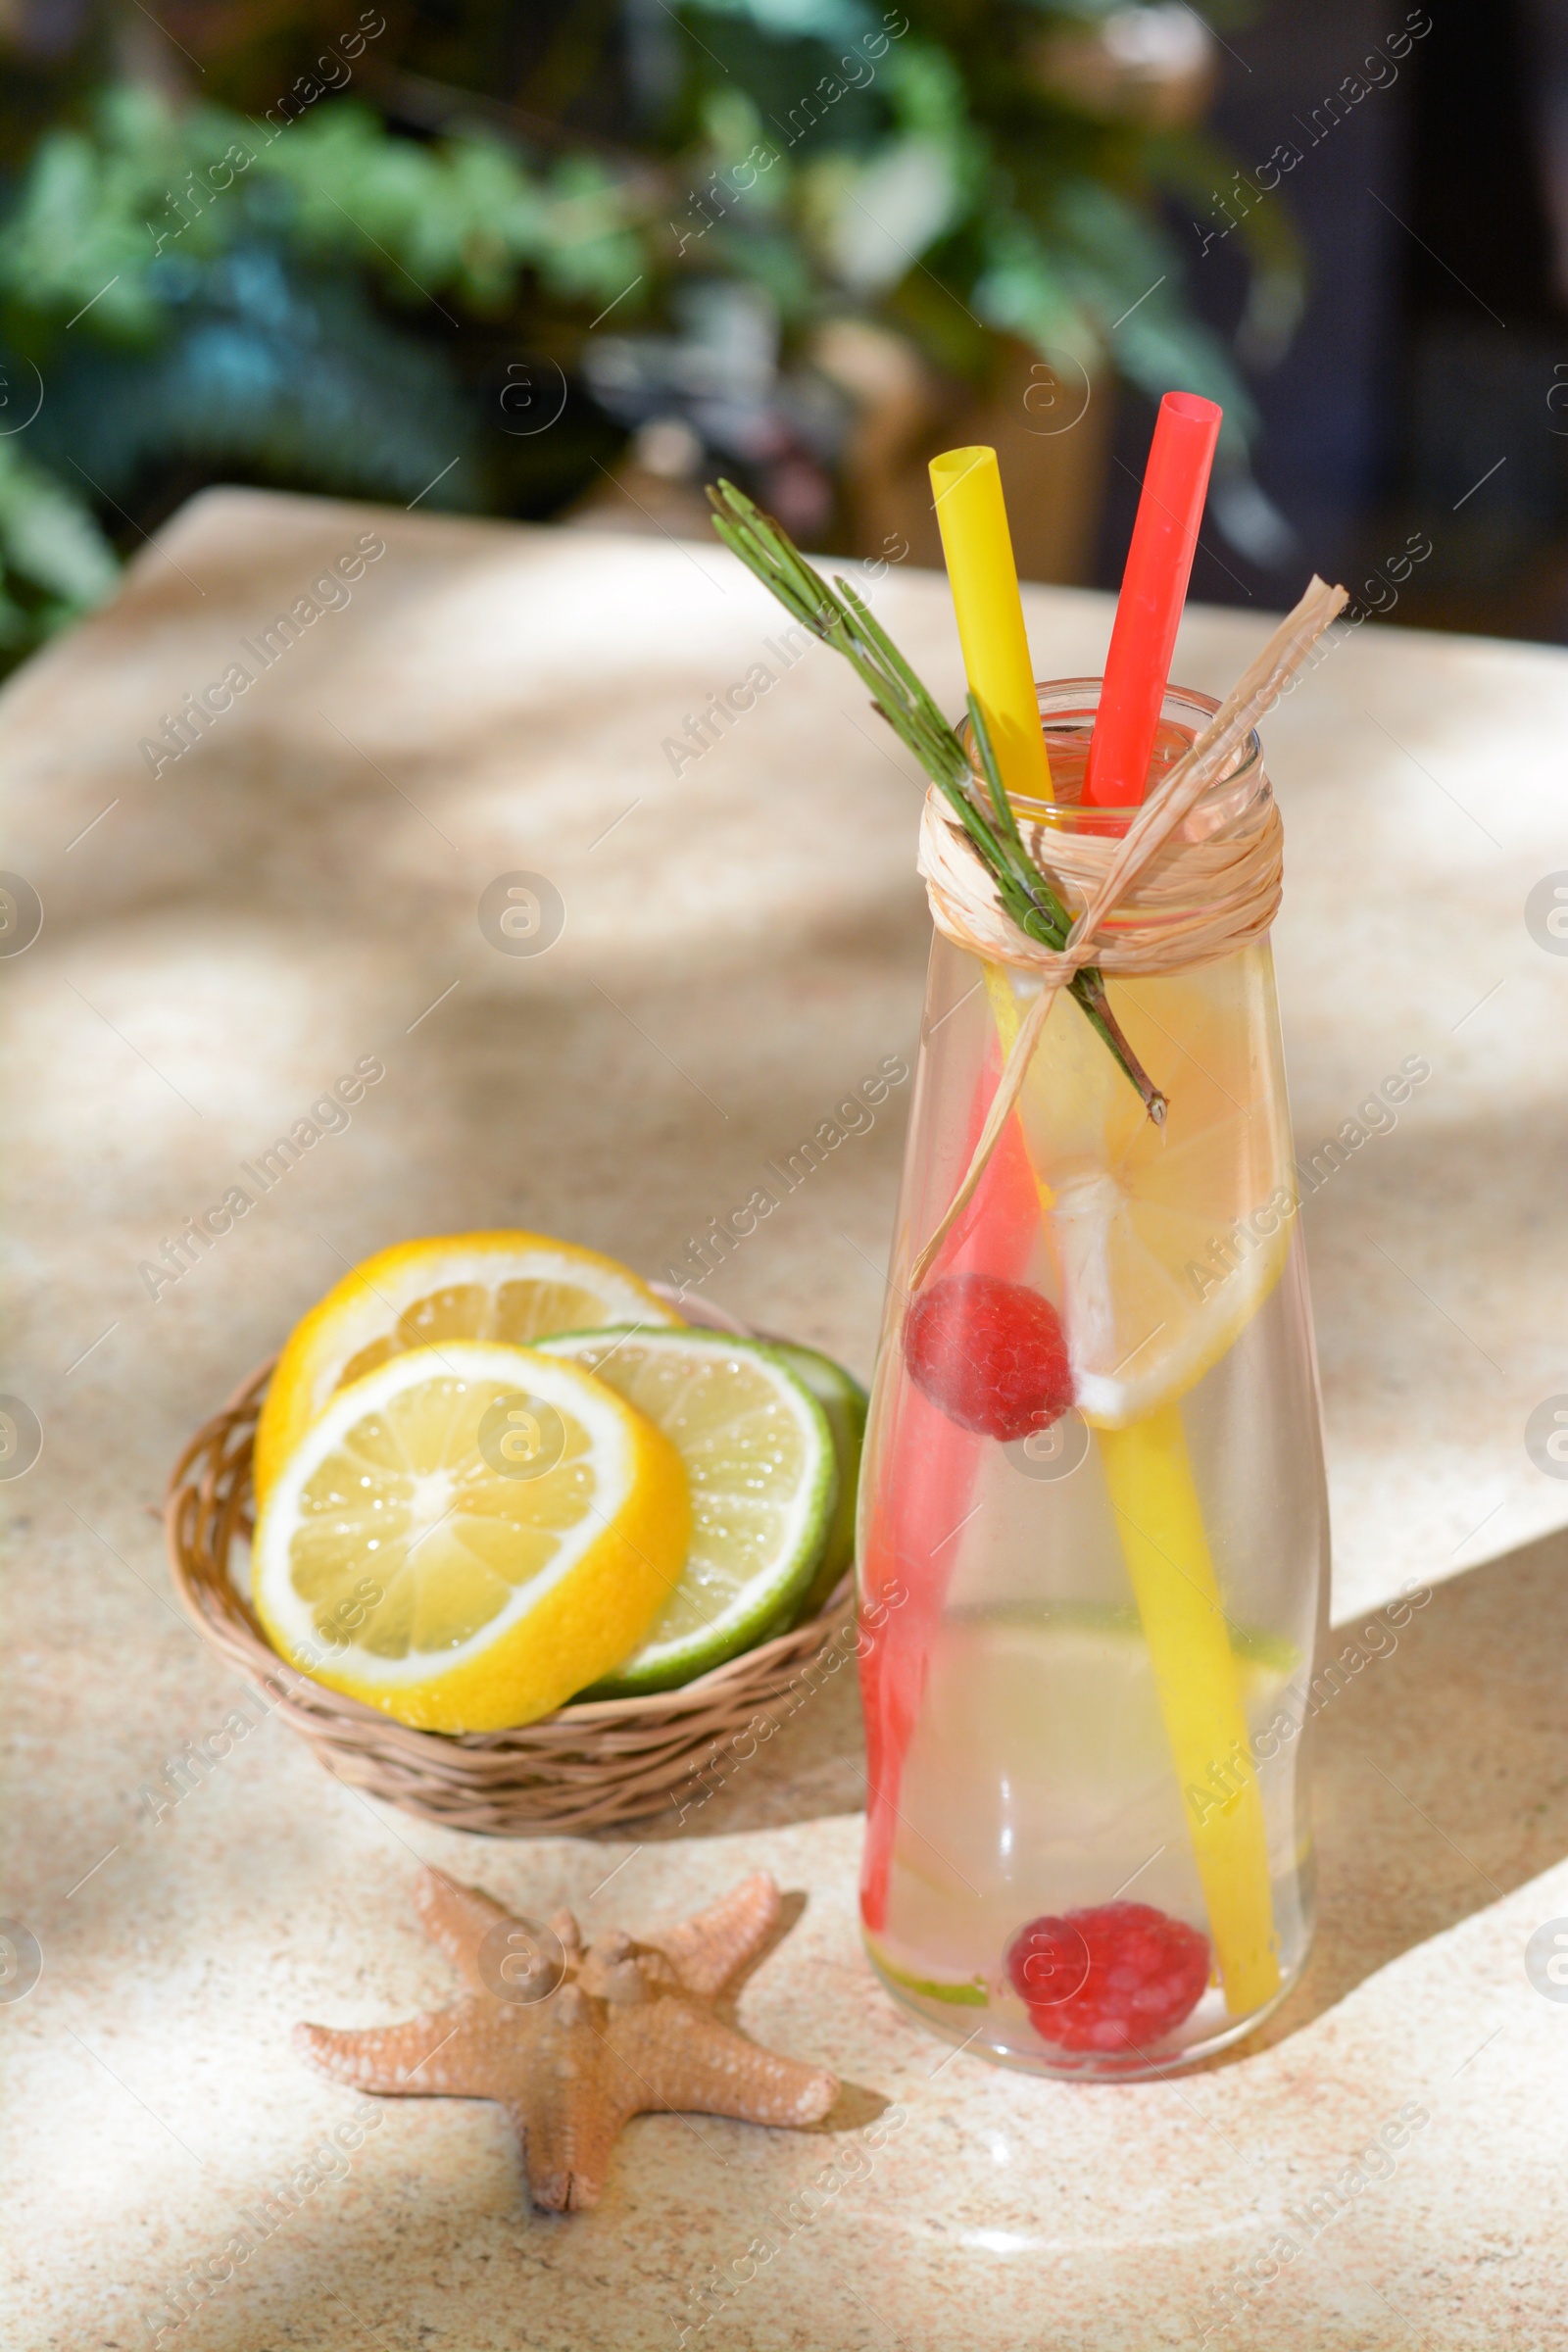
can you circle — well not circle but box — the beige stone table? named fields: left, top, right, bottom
left=5, top=491, right=1568, bottom=2350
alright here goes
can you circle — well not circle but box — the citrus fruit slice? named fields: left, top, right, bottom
left=254, top=1232, right=682, bottom=1498
left=1003, top=948, right=1296, bottom=1426
left=252, top=1341, right=689, bottom=1733
left=536, top=1327, right=836, bottom=1694
left=761, top=1340, right=867, bottom=1622
left=892, top=1607, right=1296, bottom=1901
left=863, top=1936, right=989, bottom=2006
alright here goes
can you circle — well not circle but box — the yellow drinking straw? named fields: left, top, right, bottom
left=930, top=445, right=1280, bottom=2018
left=929, top=447, right=1054, bottom=807
left=1097, top=1413, right=1280, bottom=2011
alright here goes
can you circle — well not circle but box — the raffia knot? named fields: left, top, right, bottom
left=917, top=774, right=1284, bottom=986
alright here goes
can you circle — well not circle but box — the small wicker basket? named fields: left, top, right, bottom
left=164, top=1311, right=858, bottom=1838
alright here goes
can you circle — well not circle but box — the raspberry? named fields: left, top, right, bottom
left=903, top=1273, right=1072, bottom=1443
left=1005, top=1901, right=1210, bottom=2053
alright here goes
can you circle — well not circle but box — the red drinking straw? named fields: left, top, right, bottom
left=857, top=1058, right=1043, bottom=1936
left=1083, top=390, right=1222, bottom=808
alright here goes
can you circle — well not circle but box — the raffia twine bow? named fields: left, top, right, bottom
left=908, top=575, right=1348, bottom=1290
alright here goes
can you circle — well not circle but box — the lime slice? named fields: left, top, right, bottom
left=864, top=1936, right=989, bottom=2006
left=760, top=1341, right=866, bottom=1623
left=537, top=1327, right=836, bottom=1694
left=918, top=1607, right=1298, bottom=1794
left=891, top=1607, right=1300, bottom=1908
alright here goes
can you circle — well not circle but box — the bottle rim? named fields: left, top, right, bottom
left=960, top=676, right=1268, bottom=844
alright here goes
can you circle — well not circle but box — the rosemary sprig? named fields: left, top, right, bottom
left=708, top=478, right=1165, bottom=1124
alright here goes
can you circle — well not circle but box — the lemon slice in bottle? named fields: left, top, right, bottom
left=537, top=1328, right=836, bottom=1695
left=252, top=1342, right=689, bottom=1733
left=1005, top=948, right=1297, bottom=1426
left=254, top=1232, right=682, bottom=1498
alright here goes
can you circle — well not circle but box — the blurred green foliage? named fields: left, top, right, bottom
left=0, top=0, right=1298, bottom=664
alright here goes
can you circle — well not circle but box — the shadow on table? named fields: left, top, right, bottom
left=1227, top=1518, right=1568, bottom=2059
left=633, top=1520, right=1568, bottom=2058
left=615, top=1635, right=868, bottom=1845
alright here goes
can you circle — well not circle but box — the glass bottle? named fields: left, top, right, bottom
left=857, top=680, right=1329, bottom=2078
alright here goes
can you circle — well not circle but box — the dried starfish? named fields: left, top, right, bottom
left=296, top=1865, right=838, bottom=2211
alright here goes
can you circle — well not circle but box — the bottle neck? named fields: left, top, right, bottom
left=962, top=678, right=1267, bottom=845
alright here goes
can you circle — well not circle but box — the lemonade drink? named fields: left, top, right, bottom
left=857, top=685, right=1330, bottom=2077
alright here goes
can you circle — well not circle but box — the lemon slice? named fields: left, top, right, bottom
left=1005, top=947, right=1296, bottom=1426
left=252, top=1342, right=689, bottom=1733
left=1049, top=1129, right=1290, bottom=1426
left=537, top=1328, right=836, bottom=1694
left=254, top=1232, right=682, bottom=1498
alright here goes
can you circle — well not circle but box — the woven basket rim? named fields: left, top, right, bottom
left=165, top=1339, right=857, bottom=1750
